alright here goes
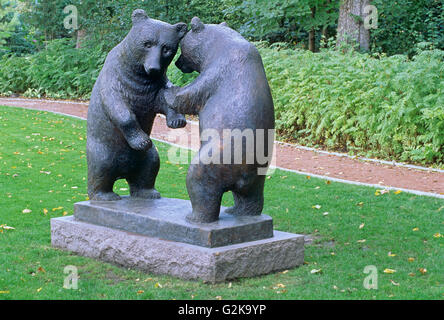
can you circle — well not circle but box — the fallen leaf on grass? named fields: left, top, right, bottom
left=433, top=233, right=442, bottom=238
left=412, top=227, right=419, bottom=231
left=388, top=252, right=396, bottom=257
left=37, top=287, right=42, bottom=292
left=310, top=269, right=322, bottom=274
left=359, top=223, right=365, bottom=229
left=22, top=209, right=32, bottom=214
left=419, top=268, right=427, bottom=275
left=390, top=280, right=400, bottom=286
left=137, top=290, right=144, bottom=294
left=312, top=205, right=321, bottom=209
left=408, top=257, right=415, bottom=262
left=383, top=268, right=396, bottom=274
left=0, top=224, right=15, bottom=230
left=275, top=289, right=287, bottom=294
left=357, top=239, right=366, bottom=243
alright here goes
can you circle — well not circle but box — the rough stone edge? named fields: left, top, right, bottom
left=51, top=216, right=305, bottom=283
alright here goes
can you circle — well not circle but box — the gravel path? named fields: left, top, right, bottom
left=1, top=97, right=442, bottom=197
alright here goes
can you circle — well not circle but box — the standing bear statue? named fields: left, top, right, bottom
left=87, top=9, right=187, bottom=201
left=164, top=17, right=275, bottom=223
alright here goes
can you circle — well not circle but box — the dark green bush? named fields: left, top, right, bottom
left=259, top=43, right=444, bottom=165
left=0, top=38, right=105, bottom=99
left=371, top=0, right=443, bottom=56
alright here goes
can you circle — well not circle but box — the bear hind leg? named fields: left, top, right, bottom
left=225, top=175, right=265, bottom=216
left=186, top=164, right=223, bottom=223
left=127, top=146, right=161, bottom=199
left=88, top=174, right=121, bottom=201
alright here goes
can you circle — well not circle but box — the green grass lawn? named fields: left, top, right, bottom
left=0, top=105, right=443, bottom=300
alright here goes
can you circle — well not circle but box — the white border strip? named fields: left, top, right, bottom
left=4, top=105, right=444, bottom=200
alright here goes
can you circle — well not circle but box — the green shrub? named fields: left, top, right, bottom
left=0, top=38, right=105, bottom=99
left=258, top=42, right=444, bottom=165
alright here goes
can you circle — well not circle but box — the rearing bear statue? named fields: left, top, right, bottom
left=87, top=9, right=187, bottom=201
left=164, top=17, right=275, bottom=223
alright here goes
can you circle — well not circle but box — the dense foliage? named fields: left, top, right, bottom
left=12, top=0, right=443, bottom=56
left=225, top=0, right=338, bottom=48
left=1, top=39, right=442, bottom=165
left=0, top=38, right=105, bottom=99
left=371, top=0, right=443, bottom=56
left=259, top=43, right=444, bottom=164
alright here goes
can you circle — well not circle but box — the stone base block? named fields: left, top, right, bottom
left=51, top=216, right=304, bottom=283
left=74, top=197, right=273, bottom=248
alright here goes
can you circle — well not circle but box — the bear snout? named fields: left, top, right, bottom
left=144, top=65, right=162, bottom=78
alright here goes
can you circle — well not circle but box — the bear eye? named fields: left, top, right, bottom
left=163, top=47, right=173, bottom=55
left=144, top=41, right=154, bottom=48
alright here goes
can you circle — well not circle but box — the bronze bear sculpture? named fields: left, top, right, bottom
left=87, top=9, right=187, bottom=201
left=164, top=17, right=275, bottom=223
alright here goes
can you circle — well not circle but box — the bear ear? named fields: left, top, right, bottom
left=132, top=9, right=149, bottom=24
left=174, top=22, right=188, bottom=39
left=190, top=16, right=205, bottom=33
left=220, top=22, right=228, bottom=27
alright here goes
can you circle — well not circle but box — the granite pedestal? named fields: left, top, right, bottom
left=51, top=197, right=305, bottom=282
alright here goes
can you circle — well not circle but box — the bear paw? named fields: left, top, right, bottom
left=91, top=192, right=122, bottom=201
left=127, top=133, right=152, bottom=151
left=131, top=188, right=161, bottom=199
left=167, top=113, right=187, bottom=129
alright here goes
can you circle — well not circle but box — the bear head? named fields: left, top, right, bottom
left=175, top=17, right=233, bottom=74
left=125, top=9, right=187, bottom=78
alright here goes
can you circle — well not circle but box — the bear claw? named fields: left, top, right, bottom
left=131, top=188, right=161, bottom=199
left=167, top=114, right=187, bottom=129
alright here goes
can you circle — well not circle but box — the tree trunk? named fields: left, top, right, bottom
left=322, top=0, right=331, bottom=48
left=321, top=27, right=328, bottom=48
left=308, top=7, right=316, bottom=52
left=337, top=0, right=370, bottom=51
left=76, top=29, right=86, bottom=49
